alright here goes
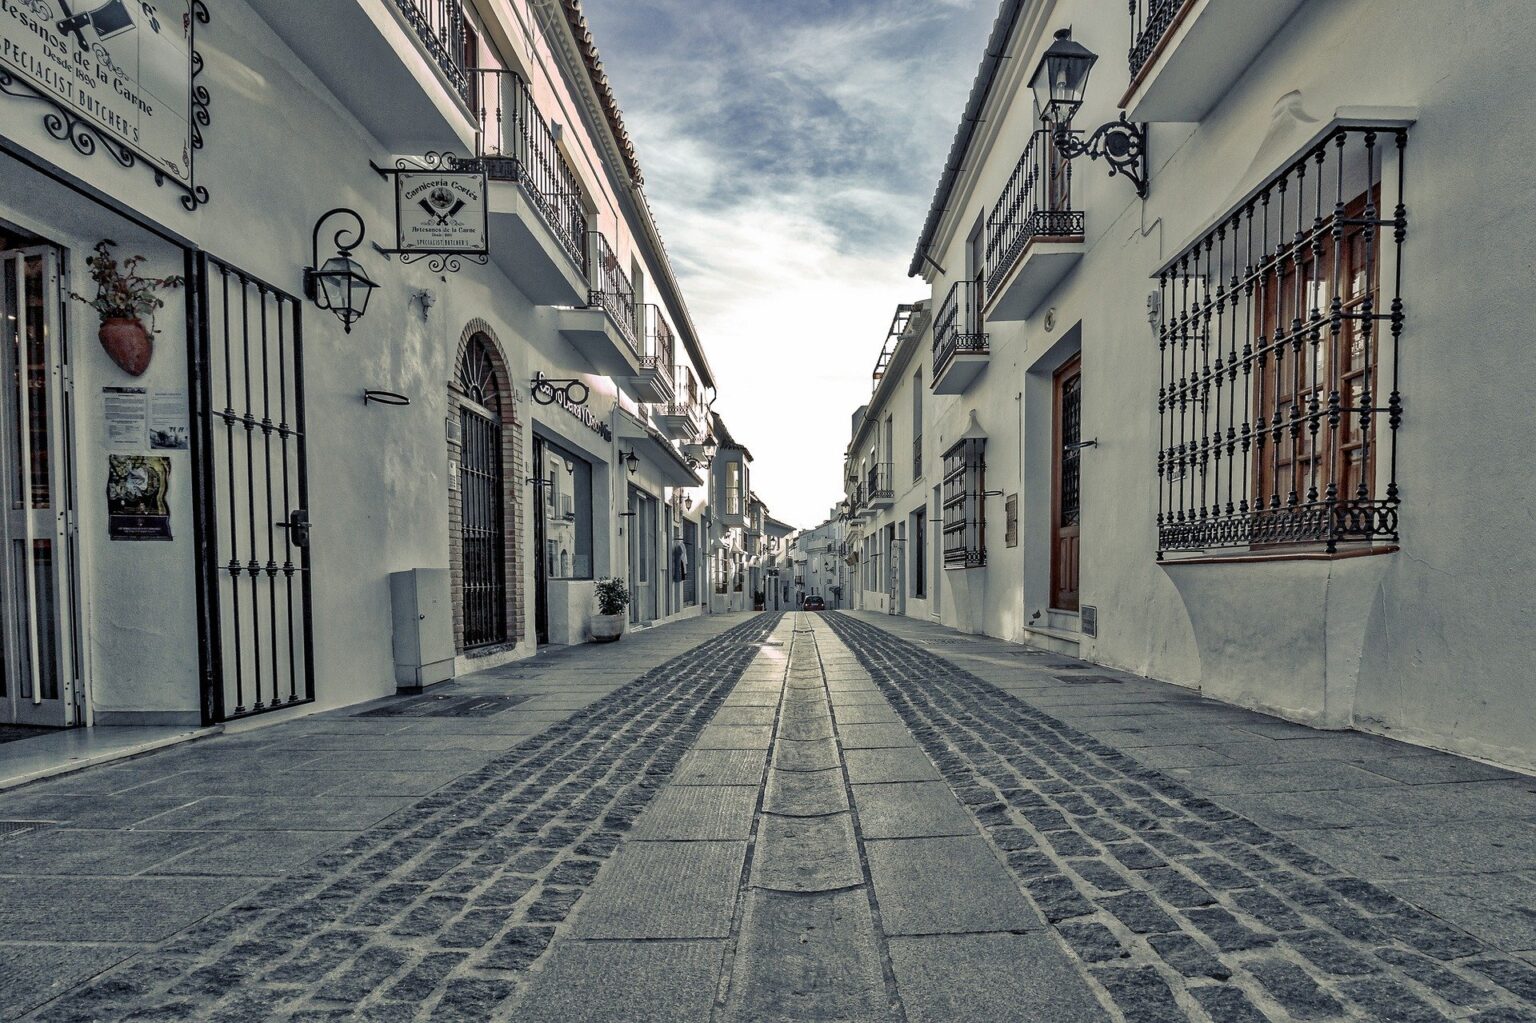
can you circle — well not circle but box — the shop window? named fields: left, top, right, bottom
left=541, top=438, right=593, bottom=579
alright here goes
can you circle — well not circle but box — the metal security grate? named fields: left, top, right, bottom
left=356, top=692, right=534, bottom=718
left=193, top=255, right=315, bottom=724
left=0, top=820, right=57, bottom=840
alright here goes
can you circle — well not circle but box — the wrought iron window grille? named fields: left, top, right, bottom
left=987, top=129, right=1086, bottom=294
left=942, top=438, right=986, bottom=568
left=933, top=278, right=988, bottom=382
left=1154, top=125, right=1407, bottom=558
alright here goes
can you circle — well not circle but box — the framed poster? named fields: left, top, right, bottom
left=107, top=453, right=171, bottom=540
left=0, top=1, right=211, bottom=209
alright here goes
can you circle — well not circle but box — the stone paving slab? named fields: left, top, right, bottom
left=672, top=749, right=766, bottom=787
left=726, top=888, right=891, bottom=1022
left=690, top=725, right=773, bottom=749
left=1286, top=821, right=1536, bottom=880
left=0, top=944, right=141, bottom=1023
left=628, top=785, right=757, bottom=840
left=128, top=795, right=412, bottom=832
left=837, top=723, right=919, bottom=750
left=572, top=840, right=747, bottom=937
left=1384, top=872, right=1536, bottom=952
left=772, top=736, right=840, bottom=772
left=843, top=747, right=942, bottom=784
left=752, top=813, right=863, bottom=892
left=763, top=766, right=849, bottom=817
left=851, top=781, right=979, bottom=839
left=512, top=939, right=724, bottom=1022
left=888, top=932, right=1111, bottom=1023
left=866, top=836, right=1043, bottom=936
left=0, top=876, right=252, bottom=941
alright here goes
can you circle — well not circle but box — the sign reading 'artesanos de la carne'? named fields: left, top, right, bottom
left=1, top=0, right=199, bottom=189
left=395, top=170, right=488, bottom=254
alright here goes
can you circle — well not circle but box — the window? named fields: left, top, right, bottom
left=539, top=438, right=593, bottom=579
left=1005, top=494, right=1019, bottom=548
left=1155, top=126, right=1405, bottom=556
left=912, top=507, right=927, bottom=597
left=942, top=437, right=985, bottom=567
left=912, top=369, right=924, bottom=479
left=724, top=460, right=742, bottom=516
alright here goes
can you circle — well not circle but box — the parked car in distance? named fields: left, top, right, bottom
left=802, top=594, right=826, bottom=611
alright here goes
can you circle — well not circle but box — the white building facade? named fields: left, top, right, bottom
left=847, top=0, right=1536, bottom=771
left=0, top=0, right=749, bottom=732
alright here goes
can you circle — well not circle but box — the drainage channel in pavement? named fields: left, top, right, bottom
left=511, top=612, right=1105, bottom=1023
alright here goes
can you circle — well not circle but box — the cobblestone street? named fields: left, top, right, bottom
left=4, top=611, right=1536, bottom=1021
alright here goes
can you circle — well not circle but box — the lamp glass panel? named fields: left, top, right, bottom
left=317, top=256, right=352, bottom=311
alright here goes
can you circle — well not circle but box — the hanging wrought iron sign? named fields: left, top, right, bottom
left=370, top=152, right=488, bottom=273
left=0, top=0, right=211, bottom=210
left=532, top=371, right=611, bottom=441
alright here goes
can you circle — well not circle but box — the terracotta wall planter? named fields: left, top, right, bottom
left=99, top=317, right=152, bottom=376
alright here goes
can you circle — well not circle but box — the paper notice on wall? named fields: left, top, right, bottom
left=107, top=455, right=172, bottom=541
left=103, top=387, right=148, bottom=451
left=149, top=391, right=190, bottom=450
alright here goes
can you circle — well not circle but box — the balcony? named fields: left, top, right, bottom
left=557, top=232, right=642, bottom=378
left=985, top=130, right=1085, bottom=322
left=623, top=306, right=677, bottom=403
left=931, top=279, right=989, bottom=395
left=1123, top=0, right=1308, bottom=123
left=247, top=0, right=475, bottom=151
left=470, top=69, right=589, bottom=305
left=656, top=371, right=704, bottom=441
left=866, top=464, right=894, bottom=510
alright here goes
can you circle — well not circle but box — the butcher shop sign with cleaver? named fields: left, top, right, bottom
left=395, top=170, right=488, bottom=255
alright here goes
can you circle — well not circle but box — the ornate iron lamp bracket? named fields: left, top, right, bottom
left=1054, top=114, right=1148, bottom=199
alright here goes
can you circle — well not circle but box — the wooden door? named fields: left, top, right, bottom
left=1051, top=356, right=1082, bottom=612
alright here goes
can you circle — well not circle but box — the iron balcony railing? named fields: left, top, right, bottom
left=469, top=68, right=588, bottom=271
left=642, top=305, right=677, bottom=381
left=393, top=0, right=469, bottom=102
left=1128, top=0, right=1187, bottom=82
left=986, top=129, right=1085, bottom=295
left=587, top=232, right=639, bottom=352
left=1155, top=125, right=1407, bottom=556
left=866, top=463, right=893, bottom=501
left=933, top=278, right=988, bottom=380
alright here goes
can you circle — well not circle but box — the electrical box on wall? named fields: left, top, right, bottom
left=389, top=568, right=456, bottom=692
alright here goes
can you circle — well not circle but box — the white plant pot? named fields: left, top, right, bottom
left=591, top=612, right=625, bottom=643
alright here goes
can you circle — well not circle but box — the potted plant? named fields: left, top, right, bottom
left=70, top=240, right=184, bottom=377
left=591, top=577, right=630, bottom=642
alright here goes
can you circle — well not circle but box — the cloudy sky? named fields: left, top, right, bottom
left=581, top=0, right=999, bottom=528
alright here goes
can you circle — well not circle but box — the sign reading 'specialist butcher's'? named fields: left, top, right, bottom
left=0, top=0, right=210, bottom=210
left=396, top=171, right=488, bottom=255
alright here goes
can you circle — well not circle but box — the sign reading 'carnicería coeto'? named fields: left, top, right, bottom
left=1, top=0, right=198, bottom=187
left=395, top=171, right=488, bottom=254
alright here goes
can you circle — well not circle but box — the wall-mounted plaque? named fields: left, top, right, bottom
left=0, top=1, right=211, bottom=209
left=395, top=170, right=488, bottom=255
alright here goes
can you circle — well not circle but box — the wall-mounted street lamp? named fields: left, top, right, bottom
left=621, top=449, right=640, bottom=476
left=1030, top=29, right=1148, bottom=199
left=304, top=208, right=378, bottom=334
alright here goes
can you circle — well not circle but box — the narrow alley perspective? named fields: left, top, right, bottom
left=4, top=612, right=1536, bottom=1021
left=4, top=0, right=1536, bottom=1019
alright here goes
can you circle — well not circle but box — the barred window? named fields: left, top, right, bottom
left=942, top=437, right=985, bottom=567
left=1156, top=125, right=1406, bottom=557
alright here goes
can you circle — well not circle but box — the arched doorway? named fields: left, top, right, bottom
left=457, top=333, right=508, bottom=648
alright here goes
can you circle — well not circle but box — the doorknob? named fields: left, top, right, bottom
left=276, top=509, right=312, bottom=549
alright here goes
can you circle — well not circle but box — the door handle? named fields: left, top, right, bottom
left=276, top=509, right=312, bottom=549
